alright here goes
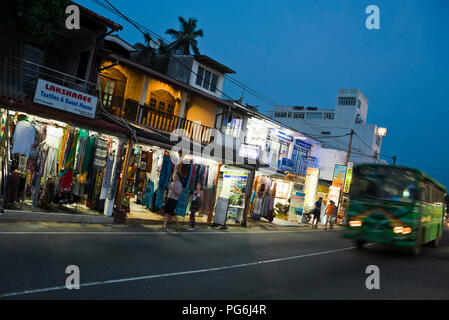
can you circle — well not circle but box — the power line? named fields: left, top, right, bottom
left=92, top=0, right=343, bottom=140
left=91, top=0, right=388, bottom=161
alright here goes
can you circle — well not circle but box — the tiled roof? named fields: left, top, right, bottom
left=73, top=1, right=123, bottom=31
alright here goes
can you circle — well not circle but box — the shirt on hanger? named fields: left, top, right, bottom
left=12, top=120, right=36, bottom=157
left=45, top=125, right=64, bottom=149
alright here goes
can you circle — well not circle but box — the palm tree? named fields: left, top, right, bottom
left=165, top=17, right=204, bottom=55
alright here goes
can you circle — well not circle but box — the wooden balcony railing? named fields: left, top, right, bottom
left=97, top=91, right=214, bottom=144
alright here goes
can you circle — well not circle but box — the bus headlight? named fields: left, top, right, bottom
left=393, top=226, right=412, bottom=234
left=349, top=220, right=362, bottom=227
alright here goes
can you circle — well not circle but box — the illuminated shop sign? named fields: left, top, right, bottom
left=343, top=162, right=353, bottom=193
left=332, top=164, right=347, bottom=191
left=33, top=79, right=98, bottom=119
left=238, top=144, right=260, bottom=160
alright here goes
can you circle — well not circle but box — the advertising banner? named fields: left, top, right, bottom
left=328, top=186, right=341, bottom=206
left=304, top=167, right=320, bottom=212
left=288, top=190, right=305, bottom=223
left=332, top=164, right=347, bottom=190
left=33, top=79, right=98, bottom=119
left=343, top=162, right=353, bottom=193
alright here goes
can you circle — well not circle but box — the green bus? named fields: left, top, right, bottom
left=344, top=164, right=447, bottom=256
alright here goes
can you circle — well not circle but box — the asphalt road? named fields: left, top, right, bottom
left=0, top=221, right=448, bottom=300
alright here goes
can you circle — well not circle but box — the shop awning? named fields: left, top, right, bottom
left=0, top=96, right=131, bottom=138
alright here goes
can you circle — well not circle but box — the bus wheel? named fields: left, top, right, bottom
left=410, top=230, right=423, bottom=256
left=430, top=227, right=440, bottom=248
left=356, top=240, right=366, bottom=249
left=410, top=245, right=421, bottom=256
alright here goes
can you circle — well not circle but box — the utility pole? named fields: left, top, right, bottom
left=392, top=156, right=397, bottom=166
left=345, top=129, right=354, bottom=165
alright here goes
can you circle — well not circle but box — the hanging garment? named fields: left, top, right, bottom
left=11, top=120, right=35, bottom=157
left=107, top=141, right=123, bottom=201
left=199, top=187, right=214, bottom=215
left=252, top=196, right=263, bottom=220
left=78, top=135, right=95, bottom=184
left=45, top=126, right=63, bottom=149
left=99, top=153, right=114, bottom=200
left=141, top=180, right=155, bottom=209
left=43, top=147, right=58, bottom=180
left=154, top=154, right=173, bottom=209
left=207, top=165, right=217, bottom=187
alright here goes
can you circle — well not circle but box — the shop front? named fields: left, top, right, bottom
left=0, top=105, right=129, bottom=217
left=213, top=165, right=250, bottom=226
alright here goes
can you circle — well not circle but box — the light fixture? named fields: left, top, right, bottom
left=377, top=127, right=387, bottom=136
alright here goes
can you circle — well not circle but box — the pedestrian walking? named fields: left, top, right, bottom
left=311, top=197, right=323, bottom=228
left=161, top=172, right=183, bottom=231
left=324, top=200, right=336, bottom=230
left=187, top=182, right=202, bottom=231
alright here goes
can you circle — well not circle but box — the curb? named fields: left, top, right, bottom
left=0, top=210, right=113, bottom=224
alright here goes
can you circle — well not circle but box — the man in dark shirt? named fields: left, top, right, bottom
left=311, top=197, right=323, bottom=228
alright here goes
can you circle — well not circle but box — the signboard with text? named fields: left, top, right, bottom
left=33, top=79, right=97, bottom=119
left=343, top=162, right=353, bottom=193
left=332, top=164, right=347, bottom=190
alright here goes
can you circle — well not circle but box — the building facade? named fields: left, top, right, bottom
left=269, top=89, right=388, bottom=181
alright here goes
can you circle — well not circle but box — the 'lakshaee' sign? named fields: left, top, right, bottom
left=33, top=79, right=97, bottom=119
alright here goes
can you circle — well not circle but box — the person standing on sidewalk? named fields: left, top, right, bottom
left=311, top=197, right=323, bottom=228
left=162, top=172, right=183, bottom=231
left=187, top=182, right=202, bottom=231
left=324, top=200, right=336, bottom=230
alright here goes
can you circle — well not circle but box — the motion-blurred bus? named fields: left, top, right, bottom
left=344, top=164, right=446, bottom=256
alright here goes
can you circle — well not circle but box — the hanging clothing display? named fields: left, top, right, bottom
left=1, top=110, right=120, bottom=214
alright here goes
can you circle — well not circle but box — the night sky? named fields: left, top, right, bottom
left=78, top=0, right=449, bottom=188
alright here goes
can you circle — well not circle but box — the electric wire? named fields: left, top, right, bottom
left=91, top=0, right=389, bottom=162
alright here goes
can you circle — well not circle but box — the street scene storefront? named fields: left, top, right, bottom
left=0, top=105, right=127, bottom=217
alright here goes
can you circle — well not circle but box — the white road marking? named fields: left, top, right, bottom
left=0, top=229, right=333, bottom=235
left=0, top=245, right=356, bottom=298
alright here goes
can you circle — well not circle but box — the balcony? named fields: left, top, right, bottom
left=0, top=57, right=97, bottom=100
left=97, top=91, right=214, bottom=144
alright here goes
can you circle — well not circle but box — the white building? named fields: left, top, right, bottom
left=269, top=89, right=387, bottom=181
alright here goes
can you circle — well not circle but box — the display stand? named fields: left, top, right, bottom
left=213, top=197, right=229, bottom=229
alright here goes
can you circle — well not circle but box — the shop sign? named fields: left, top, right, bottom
left=343, top=162, right=353, bottom=193
left=303, top=167, right=319, bottom=212
left=238, top=143, right=259, bottom=160
left=332, top=164, right=347, bottom=190
left=277, top=130, right=293, bottom=142
left=328, top=186, right=341, bottom=206
left=295, top=140, right=312, bottom=150
left=288, top=189, right=305, bottom=224
left=33, top=79, right=98, bottom=119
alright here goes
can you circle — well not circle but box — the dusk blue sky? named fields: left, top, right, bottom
left=79, top=0, right=449, bottom=188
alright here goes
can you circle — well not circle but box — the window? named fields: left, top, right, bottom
left=158, top=101, right=165, bottom=111
left=338, top=97, right=356, bottom=106
left=210, top=74, right=218, bottom=92
left=203, top=70, right=211, bottom=89
left=224, top=115, right=243, bottom=138
left=196, top=66, right=219, bottom=93
left=293, top=106, right=304, bottom=110
left=321, top=131, right=331, bottom=135
left=275, top=111, right=288, bottom=118
left=293, top=112, right=305, bottom=118
left=324, top=112, right=334, bottom=120
left=195, top=67, right=204, bottom=86
left=357, top=99, right=361, bottom=109
left=305, top=112, right=323, bottom=120
left=149, top=98, right=156, bottom=108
